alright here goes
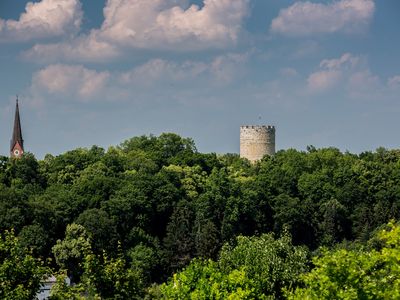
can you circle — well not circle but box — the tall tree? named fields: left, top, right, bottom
left=0, top=230, right=49, bottom=300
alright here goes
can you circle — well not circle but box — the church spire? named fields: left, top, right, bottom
left=10, top=97, right=24, bottom=158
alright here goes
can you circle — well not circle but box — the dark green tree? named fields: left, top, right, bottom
left=76, top=209, right=119, bottom=254
left=163, top=200, right=195, bottom=272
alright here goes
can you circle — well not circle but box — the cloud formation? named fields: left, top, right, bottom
left=308, top=53, right=359, bottom=92
left=307, top=52, right=381, bottom=97
left=120, top=53, right=248, bottom=86
left=32, top=64, right=110, bottom=100
left=24, top=0, right=250, bottom=62
left=308, top=70, right=342, bottom=92
left=29, top=52, right=248, bottom=104
left=388, top=76, right=400, bottom=89
left=0, top=0, right=82, bottom=42
left=119, top=59, right=209, bottom=85
left=100, top=0, right=249, bottom=49
left=25, top=35, right=120, bottom=63
left=271, top=0, right=375, bottom=36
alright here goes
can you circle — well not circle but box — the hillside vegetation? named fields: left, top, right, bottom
left=1, top=133, right=400, bottom=299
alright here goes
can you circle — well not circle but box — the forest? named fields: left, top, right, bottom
left=1, top=133, right=400, bottom=299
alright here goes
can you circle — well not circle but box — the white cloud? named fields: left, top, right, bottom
left=388, top=76, right=400, bottom=89
left=100, top=0, right=249, bottom=48
left=349, top=70, right=379, bottom=89
left=32, top=64, right=110, bottom=100
left=307, top=70, right=342, bottom=92
left=120, top=53, right=248, bottom=86
left=24, top=0, right=249, bottom=62
left=209, top=53, right=248, bottom=83
left=24, top=34, right=120, bottom=63
left=348, top=69, right=380, bottom=98
left=319, top=53, right=360, bottom=70
left=271, top=0, right=375, bottom=37
left=29, top=52, right=248, bottom=104
left=0, top=0, right=82, bottom=42
left=307, top=52, right=384, bottom=98
left=308, top=53, right=357, bottom=92
left=119, top=59, right=208, bottom=85
left=280, top=67, right=299, bottom=77
left=291, top=40, right=321, bottom=58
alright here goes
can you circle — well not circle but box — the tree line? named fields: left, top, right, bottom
left=1, top=133, right=400, bottom=298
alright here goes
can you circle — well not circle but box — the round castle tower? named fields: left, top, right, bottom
left=240, top=125, right=275, bottom=162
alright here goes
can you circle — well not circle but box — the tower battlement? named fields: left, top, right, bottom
left=240, top=125, right=275, bottom=162
left=240, top=125, right=275, bottom=131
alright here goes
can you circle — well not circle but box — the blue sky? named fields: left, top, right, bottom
left=0, top=0, right=399, bottom=158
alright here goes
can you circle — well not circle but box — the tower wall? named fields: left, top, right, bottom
left=240, top=125, right=275, bottom=162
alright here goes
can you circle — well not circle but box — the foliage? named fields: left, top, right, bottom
left=287, top=221, right=400, bottom=299
left=51, top=226, right=144, bottom=299
left=76, top=208, right=118, bottom=254
left=18, top=224, right=49, bottom=257
left=1, top=134, right=400, bottom=298
left=219, top=233, right=309, bottom=299
left=151, top=233, right=308, bottom=299
left=149, top=259, right=257, bottom=299
left=49, top=272, right=96, bottom=300
left=0, top=229, right=49, bottom=300
left=163, top=200, right=195, bottom=272
left=52, top=224, right=92, bottom=283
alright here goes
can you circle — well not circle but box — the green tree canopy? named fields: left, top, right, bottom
left=0, top=230, right=49, bottom=300
left=287, top=221, right=400, bottom=299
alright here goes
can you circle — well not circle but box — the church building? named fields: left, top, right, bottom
left=10, top=98, right=24, bottom=158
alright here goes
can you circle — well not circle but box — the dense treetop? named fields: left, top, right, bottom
left=1, top=133, right=400, bottom=298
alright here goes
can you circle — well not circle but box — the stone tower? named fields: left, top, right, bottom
left=10, top=98, right=24, bottom=158
left=240, top=125, right=275, bottom=162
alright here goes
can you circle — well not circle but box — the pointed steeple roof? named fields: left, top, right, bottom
left=10, top=97, right=24, bottom=152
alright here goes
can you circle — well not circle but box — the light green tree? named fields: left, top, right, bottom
left=148, top=259, right=257, bottom=299
left=287, top=221, right=400, bottom=299
left=0, top=229, right=49, bottom=300
left=150, top=233, right=308, bottom=299
left=51, top=224, right=144, bottom=299
left=219, top=233, right=309, bottom=299
left=52, top=223, right=92, bottom=284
